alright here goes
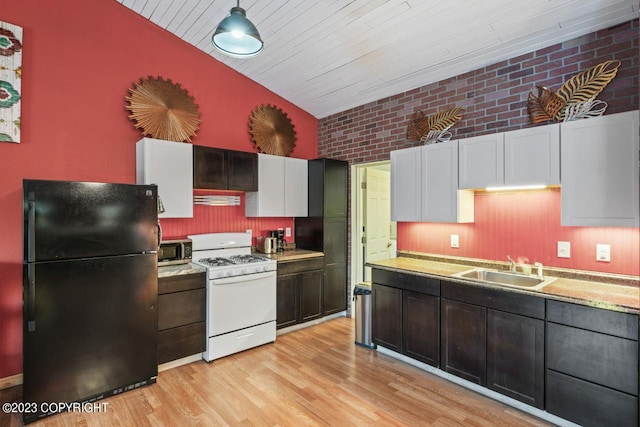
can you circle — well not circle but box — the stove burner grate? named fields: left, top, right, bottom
left=229, top=254, right=269, bottom=264
left=198, top=257, right=235, bottom=267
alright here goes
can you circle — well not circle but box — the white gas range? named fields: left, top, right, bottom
left=188, top=232, right=277, bottom=362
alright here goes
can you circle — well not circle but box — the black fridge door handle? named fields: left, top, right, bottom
left=27, top=192, right=36, bottom=263
left=26, top=263, right=36, bottom=332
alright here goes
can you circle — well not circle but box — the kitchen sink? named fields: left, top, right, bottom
left=452, top=268, right=556, bottom=290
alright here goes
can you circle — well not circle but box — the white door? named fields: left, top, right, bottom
left=364, top=168, right=392, bottom=281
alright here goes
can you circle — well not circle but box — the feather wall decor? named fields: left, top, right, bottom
left=527, top=60, right=620, bottom=124
left=407, top=107, right=465, bottom=144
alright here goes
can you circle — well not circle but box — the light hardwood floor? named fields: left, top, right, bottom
left=0, top=317, right=550, bottom=426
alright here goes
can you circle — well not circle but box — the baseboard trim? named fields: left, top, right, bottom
left=0, top=373, right=23, bottom=390
left=158, top=354, right=203, bottom=372
left=376, top=346, right=579, bottom=427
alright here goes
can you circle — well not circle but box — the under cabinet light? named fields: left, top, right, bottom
left=485, top=185, right=547, bottom=192
left=194, top=195, right=241, bottom=206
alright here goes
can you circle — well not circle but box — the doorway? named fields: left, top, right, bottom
left=351, top=161, right=397, bottom=290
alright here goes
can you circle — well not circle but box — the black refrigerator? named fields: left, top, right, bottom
left=22, top=179, right=159, bottom=424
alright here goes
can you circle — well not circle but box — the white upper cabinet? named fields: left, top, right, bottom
left=391, top=142, right=473, bottom=223
left=391, top=146, right=422, bottom=222
left=504, top=124, right=560, bottom=186
left=284, top=157, right=308, bottom=217
left=245, top=154, right=308, bottom=217
left=136, top=138, right=193, bottom=218
left=459, top=133, right=504, bottom=189
left=560, top=110, right=639, bottom=227
left=459, top=125, right=560, bottom=189
left=422, top=141, right=474, bottom=223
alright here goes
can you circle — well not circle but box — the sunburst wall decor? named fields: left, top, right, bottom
left=125, top=76, right=200, bottom=142
left=248, top=104, right=296, bottom=156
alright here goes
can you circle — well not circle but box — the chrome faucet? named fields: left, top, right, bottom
left=534, top=262, right=544, bottom=279
left=507, top=256, right=516, bottom=273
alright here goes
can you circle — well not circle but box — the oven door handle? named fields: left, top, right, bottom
left=209, top=271, right=276, bottom=286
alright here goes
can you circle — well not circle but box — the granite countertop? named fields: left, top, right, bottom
left=368, top=255, right=640, bottom=314
left=260, top=249, right=324, bottom=262
left=158, top=262, right=207, bottom=278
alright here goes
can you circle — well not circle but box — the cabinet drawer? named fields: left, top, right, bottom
left=441, top=281, right=544, bottom=319
left=547, top=300, right=638, bottom=340
left=547, top=322, right=638, bottom=395
left=277, top=257, right=324, bottom=276
left=158, top=321, right=205, bottom=364
left=372, top=269, right=439, bottom=296
left=158, top=272, right=206, bottom=295
left=546, top=369, right=638, bottom=427
left=158, top=288, right=206, bottom=330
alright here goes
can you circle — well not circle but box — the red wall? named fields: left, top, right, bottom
left=398, top=189, right=639, bottom=276
left=0, top=0, right=317, bottom=379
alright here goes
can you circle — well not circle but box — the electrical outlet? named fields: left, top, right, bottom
left=450, top=234, right=459, bottom=248
left=596, top=243, right=611, bottom=262
left=557, top=241, right=571, bottom=258
left=285, top=227, right=291, bottom=237
left=245, top=229, right=252, bottom=236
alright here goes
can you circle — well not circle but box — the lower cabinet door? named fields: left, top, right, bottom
left=300, top=270, right=323, bottom=322
left=276, top=274, right=298, bottom=329
left=487, top=309, right=544, bottom=408
left=441, top=299, right=486, bottom=384
left=372, top=284, right=402, bottom=352
left=403, top=290, right=439, bottom=367
left=547, top=369, right=638, bottom=427
left=323, top=262, right=347, bottom=315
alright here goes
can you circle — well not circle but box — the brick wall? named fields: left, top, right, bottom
left=316, top=19, right=639, bottom=312
left=318, top=19, right=638, bottom=162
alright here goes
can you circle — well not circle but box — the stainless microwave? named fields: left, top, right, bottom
left=158, top=239, right=192, bottom=266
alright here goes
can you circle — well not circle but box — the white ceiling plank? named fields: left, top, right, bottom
left=148, top=0, right=176, bottom=21
left=117, top=0, right=639, bottom=118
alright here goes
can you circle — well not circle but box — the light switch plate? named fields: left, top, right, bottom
left=285, top=227, right=291, bottom=237
left=596, top=243, right=611, bottom=262
left=450, top=234, right=459, bottom=248
left=557, top=241, right=570, bottom=258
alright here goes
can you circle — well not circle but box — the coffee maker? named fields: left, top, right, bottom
left=271, top=229, right=286, bottom=252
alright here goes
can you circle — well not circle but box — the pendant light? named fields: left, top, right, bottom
left=212, top=1, right=263, bottom=58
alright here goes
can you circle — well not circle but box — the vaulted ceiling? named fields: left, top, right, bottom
left=117, top=0, right=638, bottom=118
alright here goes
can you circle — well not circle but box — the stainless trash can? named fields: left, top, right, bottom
left=353, top=283, right=375, bottom=349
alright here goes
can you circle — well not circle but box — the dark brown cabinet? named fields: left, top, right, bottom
left=441, top=299, right=486, bottom=384
left=403, top=290, right=439, bottom=366
left=276, top=274, right=298, bottom=329
left=193, top=145, right=257, bottom=191
left=157, top=271, right=206, bottom=364
left=487, top=309, right=544, bottom=408
left=545, top=300, right=638, bottom=427
left=372, top=269, right=440, bottom=365
left=276, top=257, right=324, bottom=329
left=440, top=280, right=545, bottom=407
left=370, top=269, right=639, bottom=423
left=372, top=283, right=402, bottom=352
left=295, top=159, right=348, bottom=316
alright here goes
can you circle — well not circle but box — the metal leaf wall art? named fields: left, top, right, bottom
left=527, top=60, right=620, bottom=124
left=249, top=104, right=297, bottom=156
left=407, top=107, right=465, bottom=144
left=125, top=76, right=201, bottom=142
